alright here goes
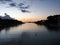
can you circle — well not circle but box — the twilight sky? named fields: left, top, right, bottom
left=0, top=0, right=60, bottom=22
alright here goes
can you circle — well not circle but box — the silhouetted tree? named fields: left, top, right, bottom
left=0, top=13, right=24, bottom=30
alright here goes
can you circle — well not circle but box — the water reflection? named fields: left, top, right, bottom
left=0, top=23, right=60, bottom=45
left=46, top=27, right=60, bottom=32
left=35, top=23, right=60, bottom=32
left=0, top=24, right=22, bottom=32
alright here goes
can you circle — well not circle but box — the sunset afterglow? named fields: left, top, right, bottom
left=0, top=0, right=60, bottom=22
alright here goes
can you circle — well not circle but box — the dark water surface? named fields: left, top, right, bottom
left=0, top=23, right=60, bottom=45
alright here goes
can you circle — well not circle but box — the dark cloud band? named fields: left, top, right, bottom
left=9, top=3, right=16, bottom=7
left=21, top=9, right=30, bottom=13
left=0, top=0, right=12, bottom=2
left=0, top=0, right=30, bottom=13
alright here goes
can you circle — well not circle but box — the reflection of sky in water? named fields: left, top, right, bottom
left=0, top=23, right=47, bottom=40
left=0, top=23, right=60, bottom=45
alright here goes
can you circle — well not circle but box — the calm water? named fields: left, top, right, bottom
left=0, top=23, right=60, bottom=45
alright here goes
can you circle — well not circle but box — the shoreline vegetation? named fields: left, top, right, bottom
left=0, top=13, right=24, bottom=30
left=0, top=13, right=60, bottom=30
left=34, top=15, right=60, bottom=28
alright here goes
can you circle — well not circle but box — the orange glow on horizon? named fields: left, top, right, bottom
left=17, top=17, right=47, bottom=22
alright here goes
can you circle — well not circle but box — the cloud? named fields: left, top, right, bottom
left=20, top=5, right=30, bottom=13
left=18, top=3, right=30, bottom=13
left=39, top=0, right=48, bottom=1
left=4, top=0, right=12, bottom=2
left=8, top=2, right=30, bottom=13
left=20, top=5, right=30, bottom=9
left=21, top=9, right=30, bottom=13
left=0, top=0, right=12, bottom=4
left=9, top=2, right=30, bottom=13
left=0, top=13, right=13, bottom=19
left=9, top=3, right=16, bottom=7
left=0, top=0, right=12, bottom=2
left=0, top=0, right=30, bottom=13
left=18, top=3, right=24, bottom=6
left=0, top=0, right=3, bottom=1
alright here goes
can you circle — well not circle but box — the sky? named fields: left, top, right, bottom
left=0, top=0, right=60, bottom=22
